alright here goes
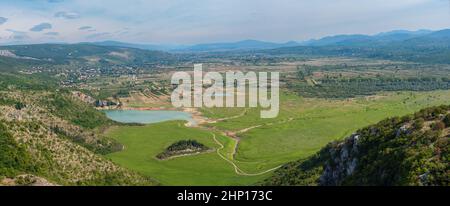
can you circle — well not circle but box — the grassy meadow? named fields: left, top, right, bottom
left=105, top=121, right=266, bottom=185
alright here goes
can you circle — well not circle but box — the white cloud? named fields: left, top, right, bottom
left=0, top=0, right=449, bottom=44
left=45, top=32, right=59, bottom=36
left=78, top=26, right=92, bottom=30
left=54, top=11, right=80, bottom=19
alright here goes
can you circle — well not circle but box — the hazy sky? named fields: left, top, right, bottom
left=0, top=0, right=449, bottom=44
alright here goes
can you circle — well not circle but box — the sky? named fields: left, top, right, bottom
left=0, top=0, right=449, bottom=45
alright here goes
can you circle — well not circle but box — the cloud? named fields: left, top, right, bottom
left=6, top=29, right=30, bottom=40
left=11, top=35, right=29, bottom=40
left=45, top=32, right=59, bottom=36
left=0, top=17, right=7, bottom=25
left=30, top=23, right=52, bottom=32
left=78, top=26, right=93, bottom=30
left=86, top=32, right=111, bottom=39
left=7, top=29, right=27, bottom=35
left=1, top=0, right=449, bottom=44
left=54, top=11, right=80, bottom=19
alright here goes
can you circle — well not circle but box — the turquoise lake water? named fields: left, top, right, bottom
left=104, top=110, right=196, bottom=125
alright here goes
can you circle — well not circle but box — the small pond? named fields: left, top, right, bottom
left=104, top=110, right=196, bottom=125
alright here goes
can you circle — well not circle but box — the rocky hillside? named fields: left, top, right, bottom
left=0, top=90, right=157, bottom=186
left=263, top=106, right=450, bottom=186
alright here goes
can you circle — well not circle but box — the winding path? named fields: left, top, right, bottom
left=211, top=133, right=282, bottom=176
left=214, top=109, right=248, bottom=122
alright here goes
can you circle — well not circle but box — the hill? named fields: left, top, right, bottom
left=262, top=106, right=450, bottom=186
left=0, top=44, right=175, bottom=66
left=87, top=40, right=302, bottom=52
left=78, top=29, right=435, bottom=52
left=302, top=30, right=433, bottom=47
left=262, top=29, right=450, bottom=64
left=88, top=41, right=184, bottom=51
left=0, top=79, right=158, bottom=185
left=174, top=40, right=301, bottom=52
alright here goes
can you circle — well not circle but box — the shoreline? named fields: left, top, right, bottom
left=98, top=106, right=211, bottom=127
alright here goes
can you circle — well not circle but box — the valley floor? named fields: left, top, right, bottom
left=104, top=90, right=450, bottom=185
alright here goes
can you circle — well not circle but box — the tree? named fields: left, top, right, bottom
left=296, top=66, right=306, bottom=80
left=14, top=102, right=26, bottom=110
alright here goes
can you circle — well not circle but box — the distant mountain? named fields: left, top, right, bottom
left=263, top=29, right=450, bottom=64
left=1, top=28, right=449, bottom=64
left=401, top=29, right=450, bottom=47
left=85, top=29, right=446, bottom=52
left=302, top=34, right=372, bottom=46
left=88, top=41, right=185, bottom=51
left=175, top=40, right=302, bottom=52
left=301, top=29, right=434, bottom=47
left=375, top=29, right=432, bottom=37
left=0, top=29, right=441, bottom=53
left=86, top=40, right=302, bottom=52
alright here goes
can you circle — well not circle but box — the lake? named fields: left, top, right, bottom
left=104, top=110, right=196, bottom=125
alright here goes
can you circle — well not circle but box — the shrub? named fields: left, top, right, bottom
left=444, top=114, right=450, bottom=127
left=413, top=118, right=425, bottom=130
left=14, top=102, right=26, bottom=110
left=156, top=140, right=210, bottom=160
left=431, top=121, right=446, bottom=131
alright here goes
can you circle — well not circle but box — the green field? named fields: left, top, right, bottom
left=105, top=122, right=266, bottom=185
left=105, top=90, right=450, bottom=185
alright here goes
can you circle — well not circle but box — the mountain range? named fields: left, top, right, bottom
left=84, top=39, right=302, bottom=52
left=85, top=29, right=438, bottom=52
left=0, top=29, right=447, bottom=53
left=2, top=29, right=450, bottom=65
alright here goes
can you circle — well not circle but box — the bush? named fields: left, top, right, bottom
left=14, top=102, right=26, bottom=110
left=431, top=121, right=446, bottom=131
left=413, top=118, right=425, bottom=130
left=156, top=140, right=210, bottom=160
left=444, top=114, right=450, bottom=127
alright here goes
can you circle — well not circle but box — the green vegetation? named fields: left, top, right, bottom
left=156, top=140, right=211, bottom=160
left=289, top=77, right=450, bottom=98
left=0, top=89, right=155, bottom=185
left=263, top=106, right=449, bottom=186
left=0, top=121, right=37, bottom=177
left=201, top=91, right=450, bottom=175
left=105, top=122, right=265, bottom=185
left=105, top=91, right=450, bottom=185
left=444, top=114, right=450, bottom=127
left=263, top=30, right=450, bottom=64
left=14, top=102, right=26, bottom=110
left=285, top=62, right=450, bottom=98
left=41, top=92, right=112, bottom=129
left=1, top=41, right=450, bottom=186
left=0, top=71, right=57, bottom=91
left=0, top=44, right=175, bottom=65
